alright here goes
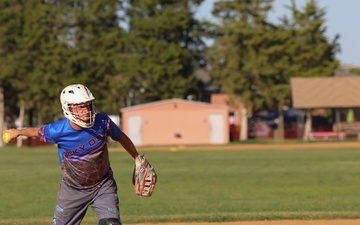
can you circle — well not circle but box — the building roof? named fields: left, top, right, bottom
left=211, top=94, right=242, bottom=111
left=120, top=98, right=229, bottom=112
left=290, top=76, right=360, bottom=109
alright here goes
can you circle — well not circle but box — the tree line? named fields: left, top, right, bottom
left=0, top=0, right=339, bottom=132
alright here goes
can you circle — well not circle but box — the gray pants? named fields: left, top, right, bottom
left=52, top=177, right=120, bottom=225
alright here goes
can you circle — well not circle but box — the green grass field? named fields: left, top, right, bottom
left=1, top=144, right=360, bottom=225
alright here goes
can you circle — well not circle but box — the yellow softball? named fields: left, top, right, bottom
left=2, top=132, right=11, bottom=143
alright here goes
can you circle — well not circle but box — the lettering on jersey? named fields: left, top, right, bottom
left=63, top=144, right=86, bottom=157
left=88, top=135, right=103, bottom=146
left=78, top=144, right=85, bottom=151
left=63, top=135, right=102, bottom=157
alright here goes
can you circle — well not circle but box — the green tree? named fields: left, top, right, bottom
left=0, top=1, right=76, bottom=126
left=280, top=0, right=340, bottom=140
left=208, top=0, right=292, bottom=111
left=207, top=0, right=339, bottom=140
left=58, top=0, right=129, bottom=114
left=0, top=0, right=130, bottom=127
left=126, top=0, right=206, bottom=103
left=18, top=0, right=72, bottom=124
left=0, top=0, right=27, bottom=131
left=209, top=0, right=339, bottom=111
left=280, top=0, right=340, bottom=80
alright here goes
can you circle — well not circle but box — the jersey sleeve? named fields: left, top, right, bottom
left=38, top=119, right=67, bottom=143
left=107, top=117, right=122, bottom=141
left=38, top=124, right=56, bottom=143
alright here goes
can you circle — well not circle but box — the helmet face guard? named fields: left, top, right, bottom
left=60, top=84, right=96, bottom=128
left=68, top=101, right=96, bottom=127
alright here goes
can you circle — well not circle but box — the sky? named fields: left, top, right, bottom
left=196, top=0, right=360, bottom=67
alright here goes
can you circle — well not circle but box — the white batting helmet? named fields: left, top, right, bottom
left=60, top=84, right=96, bottom=128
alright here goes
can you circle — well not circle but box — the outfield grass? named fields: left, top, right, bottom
left=1, top=145, right=360, bottom=224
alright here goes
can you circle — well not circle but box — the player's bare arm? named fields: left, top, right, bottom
left=119, top=131, right=139, bottom=159
left=3, top=127, right=40, bottom=139
left=118, top=130, right=157, bottom=197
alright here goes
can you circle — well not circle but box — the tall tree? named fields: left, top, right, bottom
left=280, top=0, right=340, bottom=139
left=208, top=0, right=288, bottom=111
left=126, top=0, right=205, bottom=104
left=0, top=0, right=26, bottom=132
left=280, top=0, right=340, bottom=79
left=59, top=0, right=129, bottom=114
left=207, top=0, right=279, bottom=140
left=207, top=0, right=339, bottom=140
left=0, top=0, right=77, bottom=127
left=18, top=0, right=72, bottom=124
left=0, top=0, right=130, bottom=127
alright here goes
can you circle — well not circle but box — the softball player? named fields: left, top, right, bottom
left=3, top=84, right=139, bottom=225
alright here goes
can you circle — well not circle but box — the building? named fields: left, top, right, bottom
left=120, top=99, right=229, bottom=146
left=291, top=76, right=360, bottom=140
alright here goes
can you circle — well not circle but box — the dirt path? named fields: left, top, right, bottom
left=133, top=141, right=360, bottom=152
left=134, top=219, right=360, bottom=225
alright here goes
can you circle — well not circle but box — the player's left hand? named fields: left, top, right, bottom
left=132, top=154, right=157, bottom=197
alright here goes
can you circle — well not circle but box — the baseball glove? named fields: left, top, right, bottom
left=132, top=154, right=157, bottom=197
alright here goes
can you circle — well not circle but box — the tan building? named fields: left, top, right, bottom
left=290, top=76, right=360, bottom=140
left=291, top=76, right=360, bottom=109
left=120, top=99, right=229, bottom=146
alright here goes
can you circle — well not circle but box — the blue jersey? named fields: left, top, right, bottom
left=38, top=113, right=122, bottom=190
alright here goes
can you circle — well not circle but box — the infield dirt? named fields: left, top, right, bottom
left=134, top=220, right=360, bottom=225
left=134, top=141, right=360, bottom=152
